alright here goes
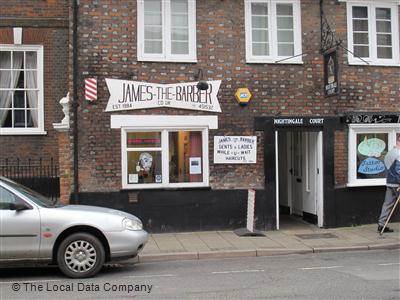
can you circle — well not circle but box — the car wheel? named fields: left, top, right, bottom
left=57, top=233, right=105, bottom=278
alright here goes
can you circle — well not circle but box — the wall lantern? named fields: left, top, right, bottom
left=194, top=69, right=209, bottom=91
left=235, top=88, right=252, bottom=106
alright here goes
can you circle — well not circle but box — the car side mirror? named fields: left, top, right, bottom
left=9, top=202, right=31, bottom=211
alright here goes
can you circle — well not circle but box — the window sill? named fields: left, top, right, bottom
left=246, top=58, right=304, bottom=65
left=348, top=60, right=400, bottom=67
left=0, top=129, right=47, bottom=136
left=346, top=181, right=386, bottom=187
left=122, top=183, right=209, bottom=190
left=137, top=57, right=198, bottom=63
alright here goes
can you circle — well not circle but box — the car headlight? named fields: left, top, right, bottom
left=123, top=218, right=143, bottom=231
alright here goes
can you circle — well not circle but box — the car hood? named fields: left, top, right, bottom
left=55, top=205, right=136, bottom=219
left=38, top=204, right=142, bottom=233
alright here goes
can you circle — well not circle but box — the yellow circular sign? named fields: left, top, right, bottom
left=235, top=88, right=252, bottom=104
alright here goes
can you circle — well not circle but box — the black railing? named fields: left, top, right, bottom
left=0, top=158, right=60, bottom=201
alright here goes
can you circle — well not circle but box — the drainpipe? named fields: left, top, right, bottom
left=72, top=0, right=79, bottom=202
left=320, top=0, right=323, bottom=54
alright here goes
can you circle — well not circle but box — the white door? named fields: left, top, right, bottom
left=277, top=131, right=324, bottom=228
left=317, top=131, right=324, bottom=227
left=302, top=132, right=318, bottom=216
left=291, top=132, right=303, bottom=216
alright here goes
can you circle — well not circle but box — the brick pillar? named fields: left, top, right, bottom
left=55, top=128, right=72, bottom=204
left=53, top=93, right=71, bottom=204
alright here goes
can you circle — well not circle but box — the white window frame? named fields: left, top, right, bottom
left=244, top=0, right=303, bottom=64
left=111, top=115, right=218, bottom=189
left=347, top=123, right=400, bottom=187
left=0, top=44, right=45, bottom=135
left=137, top=0, right=197, bottom=62
left=344, top=0, right=400, bottom=66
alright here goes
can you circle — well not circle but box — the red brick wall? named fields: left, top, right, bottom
left=57, top=129, right=72, bottom=204
left=324, top=0, right=400, bottom=184
left=72, top=0, right=399, bottom=192
left=334, top=130, right=348, bottom=186
left=0, top=21, right=68, bottom=164
left=0, top=0, right=68, bottom=18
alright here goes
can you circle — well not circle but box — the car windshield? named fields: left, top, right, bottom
left=1, top=178, right=60, bottom=208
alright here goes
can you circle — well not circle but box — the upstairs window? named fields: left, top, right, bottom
left=0, top=45, right=44, bottom=135
left=346, top=1, right=399, bottom=66
left=245, top=0, right=303, bottom=64
left=137, top=0, right=197, bottom=62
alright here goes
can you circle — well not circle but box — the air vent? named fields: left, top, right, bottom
left=128, top=192, right=139, bottom=203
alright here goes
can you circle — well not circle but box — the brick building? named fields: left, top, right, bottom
left=2, top=0, right=399, bottom=232
left=0, top=0, right=69, bottom=197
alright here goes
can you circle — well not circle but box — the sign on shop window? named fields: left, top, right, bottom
left=189, top=157, right=202, bottom=174
left=214, top=136, right=257, bottom=164
left=356, top=135, right=387, bottom=178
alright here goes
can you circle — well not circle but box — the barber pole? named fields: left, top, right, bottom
left=85, top=78, right=97, bottom=101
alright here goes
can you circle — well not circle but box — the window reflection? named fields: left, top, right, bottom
left=169, top=131, right=203, bottom=183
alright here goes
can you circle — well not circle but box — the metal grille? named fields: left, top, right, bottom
left=0, top=158, right=60, bottom=201
left=295, top=233, right=338, bottom=240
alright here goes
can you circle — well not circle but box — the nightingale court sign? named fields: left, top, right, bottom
left=105, top=79, right=222, bottom=113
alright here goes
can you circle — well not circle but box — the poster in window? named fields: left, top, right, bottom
left=189, top=157, right=202, bottom=174
left=155, top=174, right=162, bottom=183
left=356, top=135, right=387, bottom=179
left=128, top=174, right=139, bottom=184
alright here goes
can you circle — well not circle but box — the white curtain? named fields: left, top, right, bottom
left=26, top=52, right=38, bottom=127
left=0, top=52, right=23, bottom=127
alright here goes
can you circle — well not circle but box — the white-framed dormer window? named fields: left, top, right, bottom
left=344, top=1, right=400, bottom=66
left=111, top=115, right=218, bottom=189
left=0, top=45, right=45, bottom=135
left=244, top=0, right=303, bottom=64
left=137, top=0, right=197, bottom=62
left=348, top=124, right=400, bottom=187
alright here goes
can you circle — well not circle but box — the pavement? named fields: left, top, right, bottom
left=125, top=222, right=400, bottom=264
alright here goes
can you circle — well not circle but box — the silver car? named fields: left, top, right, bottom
left=0, top=177, right=148, bottom=278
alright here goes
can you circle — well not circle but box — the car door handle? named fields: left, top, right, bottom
left=296, top=178, right=302, bottom=183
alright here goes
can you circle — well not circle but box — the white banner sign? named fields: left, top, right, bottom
left=214, top=136, right=257, bottom=164
left=105, top=79, right=221, bottom=113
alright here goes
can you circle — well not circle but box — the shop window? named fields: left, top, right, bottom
left=137, top=0, right=197, bottom=62
left=0, top=45, right=44, bottom=135
left=344, top=1, right=400, bottom=66
left=122, top=128, right=209, bottom=189
left=126, top=132, right=162, bottom=184
left=348, top=124, right=400, bottom=187
left=244, top=0, right=303, bottom=64
left=169, top=131, right=203, bottom=183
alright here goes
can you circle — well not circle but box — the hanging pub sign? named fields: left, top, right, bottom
left=214, top=136, right=257, bottom=164
left=323, top=48, right=339, bottom=97
left=105, top=79, right=222, bottom=113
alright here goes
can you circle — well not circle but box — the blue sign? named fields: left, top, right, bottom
left=358, top=158, right=386, bottom=175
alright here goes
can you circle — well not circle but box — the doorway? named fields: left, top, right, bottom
left=276, top=130, right=324, bottom=229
